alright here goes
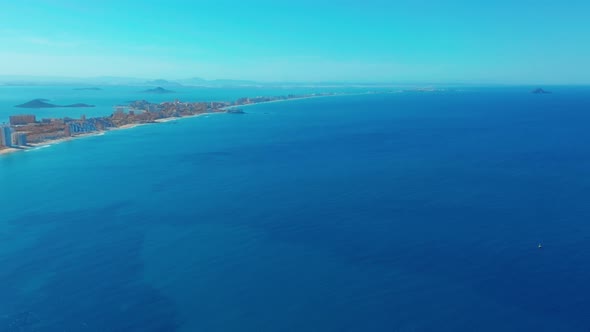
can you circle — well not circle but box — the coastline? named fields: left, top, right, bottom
left=0, top=93, right=349, bottom=158
left=0, top=112, right=216, bottom=157
left=153, top=112, right=210, bottom=123
left=222, top=93, right=342, bottom=110
left=0, top=148, right=20, bottom=155
left=0, top=132, right=107, bottom=156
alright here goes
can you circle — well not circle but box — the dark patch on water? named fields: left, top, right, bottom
left=3, top=90, right=590, bottom=331
left=0, top=203, right=179, bottom=332
left=150, top=91, right=590, bottom=330
left=0, top=311, right=41, bottom=332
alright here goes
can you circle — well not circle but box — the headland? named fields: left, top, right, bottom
left=0, top=92, right=337, bottom=156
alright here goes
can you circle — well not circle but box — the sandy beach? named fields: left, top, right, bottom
left=0, top=129, right=110, bottom=157
left=109, top=123, right=147, bottom=131
left=0, top=97, right=337, bottom=158
left=0, top=148, right=21, bottom=155
left=0, top=113, right=216, bottom=157
left=221, top=93, right=354, bottom=111
left=154, top=113, right=211, bottom=123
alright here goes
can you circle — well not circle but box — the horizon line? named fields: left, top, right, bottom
left=0, top=75, right=588, bottom=87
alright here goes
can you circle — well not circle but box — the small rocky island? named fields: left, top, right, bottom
left=532, top=88, right=551, bottom=94
left=142, top=87, right=175, bottom=94
left=15, top=99, right=95, bottom=108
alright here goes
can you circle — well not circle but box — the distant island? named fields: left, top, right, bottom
left=74, top=87, right=102, bottom=91
left=15, top=99, right=95, bottom=109
left=142, top=87, right=175, bottom=94
left=532, top=88, right=551, bottom=94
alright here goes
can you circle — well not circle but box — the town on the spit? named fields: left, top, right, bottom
left=0, top=93, right=335, bottom=153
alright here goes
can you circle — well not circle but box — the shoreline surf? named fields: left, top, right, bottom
left=0, top=94, right=353, bottom=158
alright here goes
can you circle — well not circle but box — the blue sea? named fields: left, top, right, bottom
left=1, top=86, right=590, bottom=331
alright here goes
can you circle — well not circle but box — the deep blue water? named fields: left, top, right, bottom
left=1, top=87, right=590, bottom=331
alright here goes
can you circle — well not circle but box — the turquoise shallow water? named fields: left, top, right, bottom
left=1, top=88, right=590, bottom=331
left=0, top=85, right=379, bottom=123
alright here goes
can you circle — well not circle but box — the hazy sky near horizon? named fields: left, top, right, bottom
left=1, top=0, right=589, bottom=83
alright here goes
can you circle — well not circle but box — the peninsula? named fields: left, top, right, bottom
left=15, top=99, right=95, bottom=108
left=1, top=92, right=337, bottom=154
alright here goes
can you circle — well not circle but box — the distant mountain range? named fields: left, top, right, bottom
left=141, top=87, right=175, bottom=94
left=177, top=77, right=260, bottom=86
left=144, top=79, right=183, bottom=87
left=1, top=75, right=572, bottom=89
left=0, top=75, right=407, bottom=88
left=0, top=76, right=146, bottom=86
left=145, top=77, right=261, bottom=87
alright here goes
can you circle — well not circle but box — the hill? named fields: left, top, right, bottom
left=15, top=99, right=95, bottom=108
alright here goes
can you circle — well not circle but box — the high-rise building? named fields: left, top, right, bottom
left=12, top=132, right=28, bottom=146
left=68, top=121, right=97, bottom=135
left=9, top=114, right=36, bottom=126
left=114, top=106, right=127, bottom=117
left=0, top=125, right=14, bottom=147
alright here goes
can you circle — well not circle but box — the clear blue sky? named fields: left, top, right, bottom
left=1, top=0, right=589, bottom=83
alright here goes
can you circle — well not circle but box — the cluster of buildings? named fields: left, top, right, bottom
left=126, top=100, right=210, bottom=117
left=0, top=113, right=113, bottom=150
left=1, top=115, right=38, bottom=148
left=1, top=122, right=28, bottom=149
left=1, top=93, right=335, bottom=152
left=109, top=100, right=214, bottom=127
left=0, top=101, right=213, bottom=150
left=233, top=93, right=334, bottom=106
